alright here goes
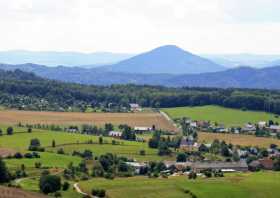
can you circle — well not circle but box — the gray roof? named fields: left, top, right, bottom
left=193, top=160, right=248, bottom=169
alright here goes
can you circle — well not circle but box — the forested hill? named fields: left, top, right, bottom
left=1, top=63, right=280, bottom=89
left=0, top=69, right=280, bottom=115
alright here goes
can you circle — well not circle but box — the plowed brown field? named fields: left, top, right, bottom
left=0, top=110, right=177, bottom=132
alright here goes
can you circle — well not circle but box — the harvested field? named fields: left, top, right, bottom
left=0, top=110, right=177, bottom=132
left=0, top=186, right=47, bottom=198
left=199, top=132, right=280, bottom=147
left=0, top=148, right=16, bottom=158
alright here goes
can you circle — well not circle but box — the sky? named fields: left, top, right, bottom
left=0, top=0, right=280, bottom=54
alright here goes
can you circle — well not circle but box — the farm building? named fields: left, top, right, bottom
left=134, top=126, right=152, bottom=133
left=268, top=125, right=280, bottom=133
left=258, top=121, right=266, bottom=128
left=192, top=160, right=248, bottom=172
left=180, top=137, right=193, bottom=149
left=129, top=103, right=142, bottom=112
left=242, top=123, right=256, bottom=133
left=109, top=131, right=122, bottom=137
left=258, top=158, right=274, bottom=170
left=126, top=162, right=147, bottom=174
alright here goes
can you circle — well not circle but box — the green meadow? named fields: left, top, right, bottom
left=162, top=105, right=280, bottom=127
left=0, top=129, right=171, bottom=168
left=79, top=172, right=280, bottom=198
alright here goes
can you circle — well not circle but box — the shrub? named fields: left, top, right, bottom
left=104, top=172, right=115, bottom=180
left=39, top=175, right=61, bottom=194
left=62, top=181, right=70, bottom=191
left=139, top=149, right=146, bottom=156
left=176, top=153, right=187, bottom=162
left=35, top=162, right=42, bottom=168
left=188, top=172, right=197, bottom=180
left=14, top=152, right=23, bottom=159
left=92, top=189, right=106, bottom=197
left=24, top=153, right=33, bottom=158
left=32, top=152, right=40, bottom=158
left=54, top=192, right=62, bottom=198
left=57, top=148, right=65, bottom=155
left=6, top=127, right=13, bottom=135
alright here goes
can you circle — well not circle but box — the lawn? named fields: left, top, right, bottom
left=79, top=172, right=280, bottom=198
left=162, top=105, right=280, bottom=127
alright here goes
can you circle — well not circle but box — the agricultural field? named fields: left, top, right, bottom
left=198, top=132, right=280, bottom=147
left=0, top=185, right=48, bottom=198
left=79, top=172, right=280, bottom=198
left=162, top=105, right=280, bottom=127
left=0, top=110, right=176, bottom=131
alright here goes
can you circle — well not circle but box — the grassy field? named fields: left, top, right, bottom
left=5, top=152, right=82, bottom=168
left=198, top=132, right=280, bottom=147
left=0, top=110, right=176, bottom=131
left=0, top=129, right=171, bottom=163
left=79, top=172, right=280, bottom=198
left=19, top=177, right=82, bottom=198
left=162, top=105, right=280, bottom=127
left=47, top=143, right=174, bottom=162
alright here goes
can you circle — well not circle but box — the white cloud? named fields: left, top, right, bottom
left=0, top=0, right=279, bottom=54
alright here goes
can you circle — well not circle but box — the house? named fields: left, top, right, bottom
left=126, top=162, right=147, bottom=174
left=259, top=158, right=274, bottom=170
left=192, top=160, right=248, bottom=172
left=258, top=121, right=266, bottom=129
left=248, top=160, right=262, bottom=171
left=268, top=125, right=280, bottom=133
left=180, top=136, right=196, bottom=150
left=134, top=126, right=152, bottom=133
left=196, top=121, right=210, bottom=128
left=190, top=122, right=197, bottom=128
left=242, top=123, right=256, bottom=133
left=163, top=161, right=192, bottom=171
left=108, top=131, right=122, bottom=138
left=175, top=162, right=193, bottom=171
left=129, top=103, right=142, bottom=112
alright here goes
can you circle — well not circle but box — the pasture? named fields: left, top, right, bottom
left=198, top=132, right=280, bottom=147
left=162, top=105, right=280, bottom=127
left=79, top=172, right=280, bottom=198
left=0, top=130, right=171, bottom=163
left=0, top=110, right=176, bottom=131
left=48, top=143, right=174, bottom=162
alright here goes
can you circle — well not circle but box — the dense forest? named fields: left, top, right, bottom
left=0, top=69, right=280, bottom=114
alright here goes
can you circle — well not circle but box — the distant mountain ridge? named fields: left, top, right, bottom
left=0, top=50, right=134, bottom=67
left=1, top=63, right=280, bottom=89
left=204, top=54, right=280, bottom=68
left=98, top=45, right=226, bottom=74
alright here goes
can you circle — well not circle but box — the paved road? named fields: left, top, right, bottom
left=74, top=183, right=96, bottom=198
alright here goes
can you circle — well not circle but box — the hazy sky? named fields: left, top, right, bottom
left=0, top=0, right=280, bottom=54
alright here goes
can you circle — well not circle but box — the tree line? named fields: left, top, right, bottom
left=1, top=69, right=280, bottom=114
